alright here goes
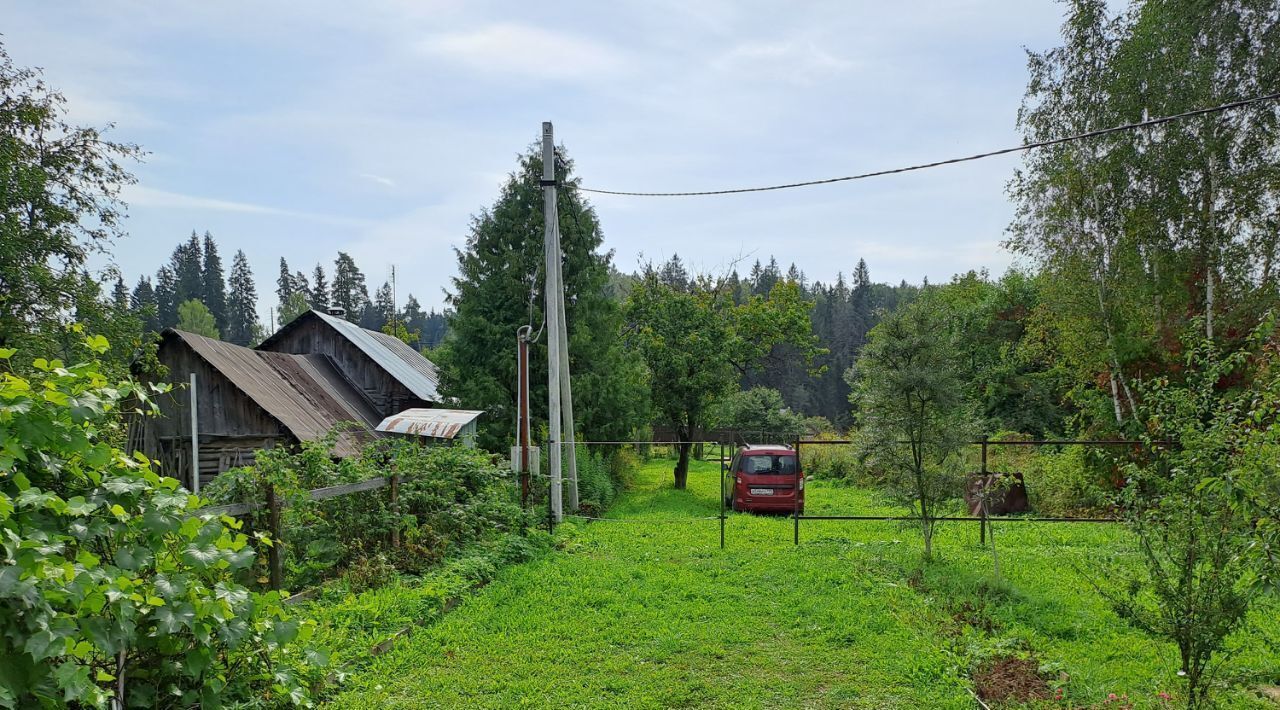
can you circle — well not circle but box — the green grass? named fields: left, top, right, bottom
left=325, top=458, right=1279, bottom=708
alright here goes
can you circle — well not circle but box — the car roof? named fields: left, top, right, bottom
left=741, top=445, right=794, bottom=454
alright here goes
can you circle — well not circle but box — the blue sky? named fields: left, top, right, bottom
left=5, top=1, right=1071, bottom=321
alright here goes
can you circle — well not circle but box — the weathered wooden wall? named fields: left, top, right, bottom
left=260, top=318, right=430, bottom=418
left=143, top=338, right=290, bottom=489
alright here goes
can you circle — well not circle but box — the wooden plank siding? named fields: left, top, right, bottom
left=144, top=337, right=292, bottom=489
left=257, top=316, right=431, bottom=418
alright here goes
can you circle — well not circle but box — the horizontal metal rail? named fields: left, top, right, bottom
left=797, top=514, right=1120, bottom=523
left=797, top=439, right=1170, bottom=446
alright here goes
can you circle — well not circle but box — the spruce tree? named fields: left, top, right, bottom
left=154, top=266, right=179, bottom=329
left=311, top=264, right=329, bottom=309
left=225, top=249, right=260, bottom=346
left=110, top=275, right=129, bottom=310
left=170, top=232, right=203, bottom=304
left=367, top=281, right=394, bottom=331
left=201, top=232, right=227, bottom=331
left=331, top=252, right=368, bottom=322
left=400, top=294, right=427, bottom=349
left=291, top=271, right=311, bottom=306
left=276, top=258, right=293, bottom=309
left=436, top=142, right=647, bottom=450
left=130, top=276, right=160, bottom=333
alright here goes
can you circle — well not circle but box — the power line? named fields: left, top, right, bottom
left=571, top=91, right=1280, bottom=197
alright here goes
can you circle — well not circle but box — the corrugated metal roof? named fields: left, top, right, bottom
left=376, top=408, right=482, bottom=439
left=308, top=311, right=441, bottom=402
left=167, top=330, right=373, bottom=457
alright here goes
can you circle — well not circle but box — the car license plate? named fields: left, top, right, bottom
left=749, top=488, right=774, bottom=496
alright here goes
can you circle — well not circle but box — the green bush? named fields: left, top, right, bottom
left=574, top=449, right=615, bottom=516
left=206, top=440, right=528, bottom=591
left=983, top=434, right=1113, bottom=516
left=800, top=431, right=863, bottom=483
left=0, top=337, right=321, bottom=708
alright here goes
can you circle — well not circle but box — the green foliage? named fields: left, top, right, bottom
left=175, top=299, right=219, bottom=339
left=330, top=252, right=368, bottom=324
left=624, top=270, right=820, bottom=487
left=1102, top=323, right=1272, bottom=707
left=572, top=448, right=618, bottom=517
left=225, top=249, right=261, bottom=346
left=799, top=433, right=863, bottom=483
left=0, top=337, right=319, bottom=707
left=0, top=44, right=141, bottom=353
left=1009, top=0, right=1280, bottom=433
left=205, top=438, right=528, bottom=591
left=849, top=292, right=973, bottom=561
left=710, top=386, right=807, bottom=440
left=437, top=141, right=647, bottom=451
left=277, top=291, right=311, bottom=327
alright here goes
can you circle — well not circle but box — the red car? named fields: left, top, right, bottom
left=722, top=445, right=804, bottom=514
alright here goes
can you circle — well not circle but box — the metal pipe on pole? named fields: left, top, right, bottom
left=542, top=121, right=563, bottom=523
left=516, top=326, right=532, bottom=508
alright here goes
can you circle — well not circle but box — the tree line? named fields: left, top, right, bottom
left=117, top=234, right=449, bottom=351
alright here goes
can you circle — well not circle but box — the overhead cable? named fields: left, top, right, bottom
left=571, top=91, right=1280, bottom=197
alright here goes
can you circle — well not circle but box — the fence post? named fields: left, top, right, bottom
left=979, top=437, right=988, bottom=545
left=719, top=441, right=725, bottom=550
left=389, top=473, right=401, bottom=549
left=793, top=438, right=801, bottom=546
left=266, top=484, right=284, bottom=591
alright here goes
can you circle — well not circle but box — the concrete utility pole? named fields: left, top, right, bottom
left=542, top=122, right=563, bottom=522
left=552, top=193, right=579, bottom=511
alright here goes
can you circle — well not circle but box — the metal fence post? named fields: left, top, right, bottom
left=793, top=438, right=801, bottom=545
left=979, top=437, right=988, bottom=545
left=719, top=441, right=725, bottom=550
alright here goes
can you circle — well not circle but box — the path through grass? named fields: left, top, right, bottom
left=330, top=458, right=1278, bottom=708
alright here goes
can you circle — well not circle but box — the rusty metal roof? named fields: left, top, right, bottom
left=165, top=330, right=374, bottom=457
left=305, top=310, right=440, bottom=402
left=376, top=408, right=482, bottom=439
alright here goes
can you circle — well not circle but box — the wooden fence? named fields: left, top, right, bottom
left=194, top=474, right=402, bottom=591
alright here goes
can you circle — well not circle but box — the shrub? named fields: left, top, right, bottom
left=205, top=438, right=528, bottom=590
left=0, top=337, right=320, bottom=708
left=574, top=449, right=615, bottom=517
left=801, top=431, right=863, bottom=483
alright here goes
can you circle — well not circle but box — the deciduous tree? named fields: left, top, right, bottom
left=0, top=44, right=141, bottom=349
left=176, top=299, right=219, bottom=339
left=625, top=271, right=819, bottom=488
left=848, top=293, right=971, bottom=561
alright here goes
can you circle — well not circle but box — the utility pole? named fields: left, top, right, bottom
left=542, top=121, right=563, bottom=523
left=551, top=175, right=579, bottom=511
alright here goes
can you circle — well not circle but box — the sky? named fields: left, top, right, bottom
left=4, top=1, right=1073, bottom=323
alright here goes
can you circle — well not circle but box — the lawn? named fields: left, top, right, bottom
left=325, top=458, right=1279, bottom=708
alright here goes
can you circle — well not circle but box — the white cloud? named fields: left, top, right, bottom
left=359, top=173, right=397, bottom=188
left=123, top=185, right=370, bottom=227
left=416, top=24, right=626, bottom=81
left=713, top=40, right=854, bottom=84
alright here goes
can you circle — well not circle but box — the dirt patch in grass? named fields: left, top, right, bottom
left=950, top=599, right=998, bottom=634
left=973, top=656, right=1049, bottom=706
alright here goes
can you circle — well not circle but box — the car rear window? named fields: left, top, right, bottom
left=740, top=455, right=797, bottom=475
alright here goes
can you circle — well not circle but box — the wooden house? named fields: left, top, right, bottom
left=134, top=310, right=444, bottom=490
left=257, top=309, right=440, bottom=419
